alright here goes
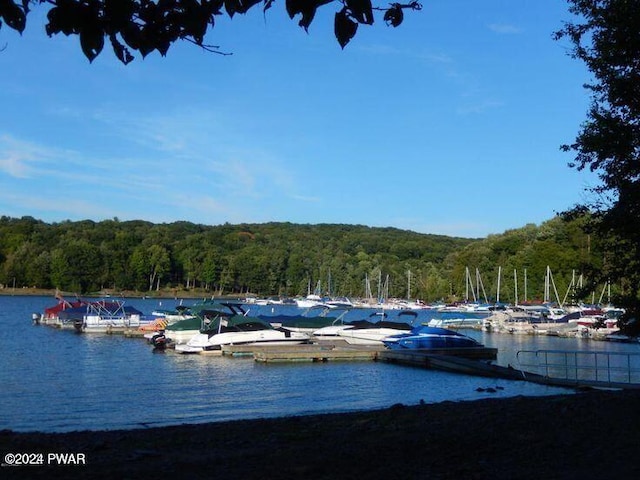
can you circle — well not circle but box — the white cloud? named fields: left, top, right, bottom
left=0, top=135, right=50, bottom=178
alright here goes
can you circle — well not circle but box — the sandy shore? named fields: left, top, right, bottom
left=2, top=389, right=639, bottom=479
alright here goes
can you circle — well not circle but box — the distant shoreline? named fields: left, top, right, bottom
left=0, top=287, right=228, bottom=300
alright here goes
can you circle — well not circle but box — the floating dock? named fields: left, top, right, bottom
left=379, top=347, right=498, bottom=363
left=223, top=343, right=498, bottom=364
left=244, top=344, right=640, bottom=390
left=229, top=344, right=384, bottom=362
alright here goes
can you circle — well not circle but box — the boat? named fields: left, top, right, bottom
left=148, top=314, right=201, bottom=345
left=336, top=319, right=413, bottom=345
left=151, top=305, right=195, bottom=325
left=174, top=302, right=311, bottom=353
left=382, top=325, right=483, bottom=350
left=257, top=306, right=347, bottom=333
left=58, top=300, right=152, bottom=333
left=312, top=323, right=354, bottom=339
left=325, top=296, right=354, bottom=309
left=36, top=296, right=90, bottom=327
left=147, top=298, right=237, bottom=345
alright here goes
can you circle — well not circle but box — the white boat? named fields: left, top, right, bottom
left=325, top=296, right=354, bottom=308
left=174, top=303, right=310, bottom=353
left=295, top=294, right=329, bottom=309
left=312, top=324, right=354, bottom=338
left=153, top=300, right=250, bottom=346
left=151, top=306, right=194, bottom=325
left=337, top=327, right=409, bottom=345
left=335, top=320, right=413, bottom=345
left=176, top=327, right=310, bottom=353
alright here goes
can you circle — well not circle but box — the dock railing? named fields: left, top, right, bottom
left=516, top=349, right=640, bottom=388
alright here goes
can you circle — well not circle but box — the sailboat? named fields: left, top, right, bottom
left=295, top=279, right=327, bottom=308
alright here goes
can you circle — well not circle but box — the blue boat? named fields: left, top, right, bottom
left=382, top=325, right=483, bottom=350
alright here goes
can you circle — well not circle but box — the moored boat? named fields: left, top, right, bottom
left=174, top=303, right=310, bottom=354
left=382, top=325, right=483, bottom=350
left=257, top=306, right=347, bottom=333
left=150, top=314, right=202, bottom=345
left=336, top=320, right=413, bottom=345
left=59, top=300, right=152, bottom=333
left=37, top=297, right=90, bottom=327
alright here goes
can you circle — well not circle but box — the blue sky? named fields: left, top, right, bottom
left=0, top=1, right=597, bottom=238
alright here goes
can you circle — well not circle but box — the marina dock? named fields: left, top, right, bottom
left=224, top=343, right=640, bottom=390
left=223, top=343, right=498, bottom=364
left=226, top=343, right=384, bottom=362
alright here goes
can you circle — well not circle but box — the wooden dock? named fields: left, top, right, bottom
left=223, top=344, right=497, bottom=364
left=380, top=347, right=497, bottom=362
left=124, top=329, right=150, bottom=338
left=227, top=344, right=384, bottom=362
left=185, top=341, right=640, bottom=390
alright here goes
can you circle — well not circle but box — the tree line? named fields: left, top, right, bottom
left=0, top=214, right=610, bottom=305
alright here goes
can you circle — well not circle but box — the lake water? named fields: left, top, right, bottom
left=1, top=295, right=638, bottom=433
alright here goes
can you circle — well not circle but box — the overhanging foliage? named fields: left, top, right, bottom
left=0, top=0, right=422, bottom=63
left=555, top=0, right=640, bottom=327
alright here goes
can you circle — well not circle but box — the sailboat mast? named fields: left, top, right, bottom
left=465, top=267, right=470, bottom=302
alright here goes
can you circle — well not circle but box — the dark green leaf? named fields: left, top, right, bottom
left=298, top=7, right=316, bottom=31
left=120, top=21, right=141, bottom=49
left=224, top=0, right=241, bottom=17
left=110, top=34, right=134, bottom=65
left=334, top=8, right=357, bottom=49
left=103, top=0, right=136, bottom=32
left=80, top=27, right=104, bottom=62
left=384, top=5, right=403, bottom=28
left=346, top=0, right=373, bottom=26
left=285, top=0, right=303, bottom=19
left=1, top=1, right=26, bottom=33
left=46, top=2, right=82, bottom=36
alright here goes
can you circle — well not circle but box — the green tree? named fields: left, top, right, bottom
left=201, top=250, right=219, bottom=291
left=49, top=248, right=69, bottom=290
left=555, top=0, right=640, bottom=329
left=129, top=246, right=151, bottom=291
left=148, top=244, right=171, bottom=290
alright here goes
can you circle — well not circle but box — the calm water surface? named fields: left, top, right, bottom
left=1, top=295, right=637, bottom=433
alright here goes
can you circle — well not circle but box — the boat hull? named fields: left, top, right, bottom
left=175, top=329, right=310, bottom=354
left=383, top=326, right=482, bottom=350
left=337, top=328, right=409, bottom=345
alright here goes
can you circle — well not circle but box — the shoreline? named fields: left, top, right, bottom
left=0, top=288, right=229, bottom=300
left=2, top=389, right=639, bottom=478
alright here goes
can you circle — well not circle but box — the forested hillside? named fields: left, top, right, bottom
left=0, top=215, right=606, bottom=304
